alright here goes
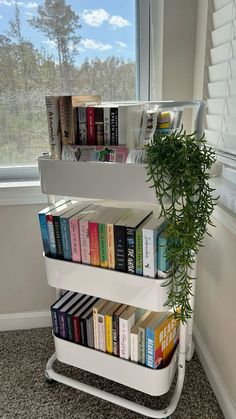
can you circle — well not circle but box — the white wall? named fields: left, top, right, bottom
left=0, top=204, right=55, bottom=314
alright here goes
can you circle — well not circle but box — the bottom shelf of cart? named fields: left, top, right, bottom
left=54, top=334, right=178, bottom=396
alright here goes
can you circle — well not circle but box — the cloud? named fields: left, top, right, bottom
left=43, top=39, right=57, bottom=48
left=109, top=15, right=131, bottom=28
left=0, top=14, right=2, bottom=18
left=82, top=9, right=109, bottom=27
left=80, top=38, right=112, bottom=51
left=115, top=41, right=128, bottom=48
left=0, top=1, right=38, bottom=8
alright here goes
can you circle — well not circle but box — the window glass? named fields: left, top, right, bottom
left=0, top=0, right=136, bottom=165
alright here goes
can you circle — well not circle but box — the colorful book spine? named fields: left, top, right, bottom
left=110, top=107, right=118, bottom=145
left=60, top=218, right=72, bottom=260
left=45, top=96, right=61, bottom=159
left=38, top=212, right=51, bottom=256
left=146, top=328, right=155, bottom=368
left=95, top=107, right=104, bottom=145
left=103, top=107, right=110, bottom=145
left=99, top=222, right=108, bottom=268
left=105, top=313, right=113, bottom=353
left=154, top=315, right=179, bottom=368
left=59, top=96, right=74, bottom=145
left=135, top=227, right=143, bottom=275
left=107, top=223, right=115, bottom=269
left=114, top=225, right=126, bottom=271
left=158, top=232, right=172, bottom=272
left=53, top=215, right=64, bottom=259
left=89, top=221, right=100, bottom=266
left=86, top=107, right=95, bottom=145
left=112, top=313, right=120, bottom=356
left=73, top=315, right=81, bottom=343
left=78, top=106, right=87, bottom=145
left=126, top=227, right=136, bottom=274
left=69, top=218, right=82, bottom=262
left=80, top=219, right=91, bottom=264
left=46, top=214, right=57, bottom=257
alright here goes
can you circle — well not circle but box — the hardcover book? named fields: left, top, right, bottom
left=93, top=299, right=108, bottom=350
left=86, top=106, right=95, bottom=145
left=59, top=96, right=74, bottom=145
left=130, top=311, right=151, bottom=362
left=119, top=306, right=146, bottom=360
left=77, top=106, right=87, bottom=145
left=79, top=205, right=101, bottom=264
left=95, top=107, right=104, bottom=145
left=79, top=297, right=99, bottom=346
left=72, top=296, right=95, bottom=344
left=97, top=301, right=116, bottom=352
left=66, top=295, right=91, bottom=342
left=45, top=96, right=61, bottom=159
left=138, top=312, right=157, bottom=365
left=112, top=304, right=128, bottom=356
left=50, top=291, right=75, bottom=336
left=58, top=293, right=84, bottom=339
left=105, top=302, right=122, bottom=354
left=38, top=199, right=66, bottom=256
left=110, top=103, right=145, bottom=147
left=103, top=106, right=110, bottom=146
left=88, top=207, right=110, bottom=266
left=158, top=230, right=172, bottom=273
left=142, top=216, right=166, bottom=278
left=145, top=312, right=167, bottom=368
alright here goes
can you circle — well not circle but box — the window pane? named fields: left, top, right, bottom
left=0, top=0, right=136, bottom=166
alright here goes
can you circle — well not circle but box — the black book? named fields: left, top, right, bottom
left=110, top=107, right=118, bottom=145
left=79, top=297, right=99, bottom=345
left=112, top=304, right=128, bottom=356
left=95, top=107, right=104, bottom=145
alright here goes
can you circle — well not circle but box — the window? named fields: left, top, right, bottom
left=0, top=0, right=136, bottom=170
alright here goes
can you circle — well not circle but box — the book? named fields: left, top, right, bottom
left=110, top=107, right=118, bottom=145
left=103, top=106, right=110, bottom=146
left=145, top=312, right=167, bottom=368
left=93, top=299, right=108, bottom=350
left=95, top=107, right=104, bottom=145
left=69, top=204, right=98, bottom=263
left=126, top=210, right=153, bottom=274
left=88, top=207, right=110, bottom=266
left=49, top=200, right=79, bottom=259
left=77, top=106, right=87, bottom=145
left=79, top=297, right=99, bottom=346
left=114, top=209, right=148, bottom=272
left=119, top=306, right=145, bottom=360
left=60, top=201, right=92, bottom=260
left=147, top=313, right=179, bottom=369
left=45, top=199, right=71, bottom=257
left=45, top=96, right=61, bottom=159
left=58, top=293, right=85, bottom=339
left=86, top=106, right=95, bottom=145
left=59, top=96, right=74, bottom=145
left=61, top=145, right=129, bottom=163
left=97, top=301, right=116, bottom=352
left=138, top=312, right=157, bottom=365
left=79, top=205, right=103, bottom=264
left=72, top=296, right=96, bottom=344
left=86, top=311, right=95, bottom=348
left=105, top=302, right=122, bottom=353
left=38, top=199, right=66, bottom=256
left=158, top=230, right=172, bottom=273
left=130, top=311, right=151, bottom=362
left=142, top=216, right=166, bottom=278
left=112, top=304, right=128, bottom=356
left=135, top=218, right=148, bottom=276
left=50, top=291, right=75, bottom=336
left=66, top=294, right=91, bottom=342
left=110, top=103, right=145, bottom=147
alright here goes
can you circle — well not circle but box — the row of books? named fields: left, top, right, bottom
left=39, top=200, right=172, bottom=278
left=45, top=95, right=145, bottom=159
left=51, top=291, right=179, bottom=369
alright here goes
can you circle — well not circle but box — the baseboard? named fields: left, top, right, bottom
left=194, top=323, right=236, bottom=419
left=0, top=310, right=52, bottom=331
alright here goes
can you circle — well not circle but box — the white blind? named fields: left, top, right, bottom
left=205, top=0, right=236, bottom=159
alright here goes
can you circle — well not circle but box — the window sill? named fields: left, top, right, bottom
left=210, top=176, right=236, bottom=234
left=0, top=181, right=47, bottom=206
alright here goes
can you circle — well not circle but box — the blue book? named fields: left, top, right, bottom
left=145, top=312, right=166, bottom=368
left=50, top=291, right=76, bottom=336
left=158, top=231, right=172, bottom=272
left=38, top=200, right=66, bottom=256
left=60, top=201, right=92, bottom=260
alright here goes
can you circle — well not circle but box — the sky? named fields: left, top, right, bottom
left=0, top=0, right=136, bottom=66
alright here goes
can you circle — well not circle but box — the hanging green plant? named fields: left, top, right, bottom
left=146, top=127, right=217, bottom=322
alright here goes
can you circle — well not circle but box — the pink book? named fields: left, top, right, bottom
left=79, top=208, right=100, bottom=264
left=88, top=221, right=100, bottom=266
left=86, top=107, right=95, bottom=145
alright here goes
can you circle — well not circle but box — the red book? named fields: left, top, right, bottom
left=88, top=221, right=100, bottom=266
left=86, top=107, right=95, bottom=145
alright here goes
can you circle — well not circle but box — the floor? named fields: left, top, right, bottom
left=0, top=328, right=224, bottom=419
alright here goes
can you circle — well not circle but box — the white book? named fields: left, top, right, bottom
left=45, top=96, right=61, bottom=159
left=119, top=307, right=145, bottom=360
left=103, top=106, right=110, bottom=146
left=142, top=216, right=166, bottom=278
left=130, top=311, right=151, bottom=362
left=93, top=299, right=108, bottom=350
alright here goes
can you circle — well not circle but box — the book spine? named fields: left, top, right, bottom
left=38, top=213, right=50, bottom=256
left=93, top=308, right=99, bottom=349
left=46, top=215, right=57, bottom=257
left=45, top=96, right=61, bottom=159
left=99, top=223, right=108, bottom=268
left=103, top=107, right=110, bottom=145
left=73, top=316, right=80, bottom=343
left=136, top=228, right=143, bottom=275
left=143, top=229, right=157, bottom=278
left=80, top=220, right=90, bottom=264
left=69, top=218, right=82, bottom=262
left=87, top=316, right=94, bottom=348
left=59, top=96, right=74, bottom=145
left=110, top=107, right=118, bottom=145
left=126, top=227, right=136, bottom=274
left=112, top=314, right=120, bottom=356
left=86, top=107, right=95, bottom=145
left=158, top=236, right=170, bottom=272
left=146, top=328, right=154, bottom=368
left=73, top=107, right=79, bottom=144
left=80, top=318, right=87, bottom=346
left=51, top=308, right=59, bottom=335
left=60, top=218, right=72, bottom=260
left=58, top=312, right=67, bottom=339
left=67, top=314, right=74, bottom=341
left=78, top=107, right=87, bottom=145
left=53, top=216, right=64, bottom=259
left=105, top=315, right=113, bottom=354
left=97, top=313, right=106, bottom=352
left=107, top=223, right=115, bottom=269
left=89, top=221, right=100, bottom=266
left=138, top=327, right=146, bottom=365
left=114, top=225, right=126, bottom=271
left=95, top=107, right=104, bottom=145
left=131, top=333, right=139, bottom=362
left=119, top=318, right=129, bottom=359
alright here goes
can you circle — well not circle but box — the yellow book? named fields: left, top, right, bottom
left=154, top=313, right=179, bottom=368
left=105, top=302, right=121, bottom=353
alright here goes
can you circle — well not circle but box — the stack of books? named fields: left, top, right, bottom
left=39, top=200, right=171, bottom=278
left=51, top=291, right=179, bottom=369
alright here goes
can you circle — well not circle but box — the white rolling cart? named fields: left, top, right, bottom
left=38, top=100, right=205, bottom=418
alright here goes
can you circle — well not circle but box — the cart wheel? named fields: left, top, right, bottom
left=45, top=371, right=55, bottom=384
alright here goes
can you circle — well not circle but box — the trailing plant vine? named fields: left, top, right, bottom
left=146, top=127, right=217, bottom=322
